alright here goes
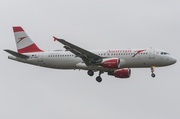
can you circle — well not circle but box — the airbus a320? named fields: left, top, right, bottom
left=4, top=27, right=177, bottom=82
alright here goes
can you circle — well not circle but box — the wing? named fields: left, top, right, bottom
left=53, top=37, right=102, bottom=66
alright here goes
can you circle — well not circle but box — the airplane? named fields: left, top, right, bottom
left=4, top=26, right=177, bottom=82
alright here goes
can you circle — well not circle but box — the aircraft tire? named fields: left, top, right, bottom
left=96, top=76, right=102, bottom=82
left=151, top=73, right=155, bottom=78
left=87, top=70, right=94, bottom=76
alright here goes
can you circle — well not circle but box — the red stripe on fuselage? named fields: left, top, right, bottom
left=18, top=43, right=43, bottom=53
left=132, top=50, right=146, bottom=57
left=13, top=27, right=24, bottom=32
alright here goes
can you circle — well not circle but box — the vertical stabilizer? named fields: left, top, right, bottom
left=13, top=26, right=43, bottom=53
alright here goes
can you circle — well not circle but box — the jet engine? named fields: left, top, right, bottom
left=101, top=58, right=120, bottom=69
left=108, top=69, right=131, bottom=78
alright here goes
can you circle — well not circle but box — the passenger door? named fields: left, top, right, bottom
left=149, top=48, right=155, bottom=59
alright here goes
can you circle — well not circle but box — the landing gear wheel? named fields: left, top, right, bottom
left=96, top=76, right=102, bottom=83
left=151, top=73, right=155, bottom=78
left=87, top=70, right=94, bottom=76
left=151, top=66, right=156, bottom=78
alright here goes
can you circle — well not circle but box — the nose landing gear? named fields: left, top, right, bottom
left=151, top=66, right=156, bottom=78
left=151, top=73, right=155, bottom=78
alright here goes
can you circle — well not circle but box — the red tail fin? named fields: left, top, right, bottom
left=13, top=26, right=43, bottom=53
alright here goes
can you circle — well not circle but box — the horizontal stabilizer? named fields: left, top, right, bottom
left=4, top=49, right=29, bottom=59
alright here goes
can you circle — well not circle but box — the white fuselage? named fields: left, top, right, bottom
left=7, top=26, right=177, bottom=82
left=8, top=48, right=176, bottom=70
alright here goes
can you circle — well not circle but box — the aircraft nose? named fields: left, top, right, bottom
left=171, top=57, right=177, bottom=64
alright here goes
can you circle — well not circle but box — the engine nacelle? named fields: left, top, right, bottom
left=108, top=69, right=131, bottom=78
left=102, top=58, right=120, bottom=69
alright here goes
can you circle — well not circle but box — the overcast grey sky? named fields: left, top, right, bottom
left=1, top=0, right=180, bottom=119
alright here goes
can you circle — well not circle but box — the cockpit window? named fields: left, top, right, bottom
left=161, top=52, right=170, bottom=55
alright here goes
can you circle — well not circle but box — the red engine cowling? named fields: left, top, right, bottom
left=102, top=58, right=120, bottom=69
left=113, top=69, right=131, bottom=78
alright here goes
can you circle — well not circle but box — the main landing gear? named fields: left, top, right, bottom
left=87, top=70, right=94, bottom=76
left=96, top=71, right=103, bottom=83
left=87, top=70, right=103, bottom=83
left=96, top=76, right=102, bottom=83
left=151, top=66, right=156, bottom=78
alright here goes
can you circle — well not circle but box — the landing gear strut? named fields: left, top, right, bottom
left=96, top=71, right=104, bottom=83
left=87, top=70, right=94, bottom=76
left=151, top=66, right=156, bottom=78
